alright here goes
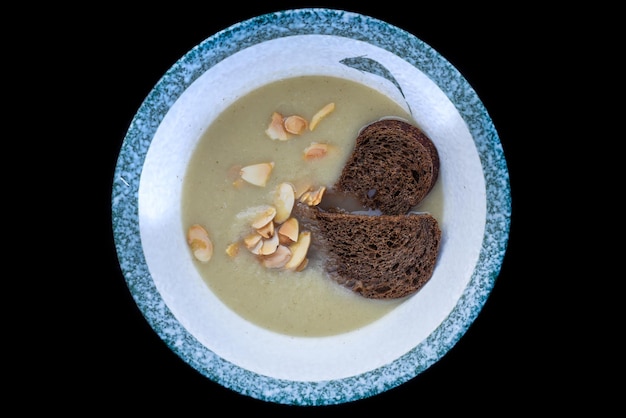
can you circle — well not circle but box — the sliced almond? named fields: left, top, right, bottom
left=299, top=191, right=312, bottom=205
left=309, top=102, right=335, bottom=131
left=303, top=142, right=330, bottom=160
left=284, top=231, right=311, bottom=270
left=300, top=186, right=326, bottom=206
left=277, top=217, right=299, bottom=243
left=251, top=205, right=277, bottom=229
left=240, top=162, right=274, bottom=187
left=260, top=245, right=291, bottom=269
left=259, top=233, right=280, bottom=255
left=295, top=257, right=309, bottom=272
left=308, top=186, right=326, bottom=206
left=274, top=182, right=295, bottom=224
left=243, top=232, right=262, bottom=249
left=265, top=112, right=289, bottom=140
left=293, top=181, right=313, bottom=200
left=247, top=238, right=263, bottom=255
left=256, top=220, right=275, bottom=238
left=283, top=115, right=308, bottom=134
left=187, top=224, right=213, bottom=263
left=225, top=242, right=239, bottom=257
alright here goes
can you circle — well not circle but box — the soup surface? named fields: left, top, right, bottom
left=181, top=75, right=442, bottom=337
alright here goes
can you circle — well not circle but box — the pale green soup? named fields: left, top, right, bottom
left=181, top=75, right=442, bottom=337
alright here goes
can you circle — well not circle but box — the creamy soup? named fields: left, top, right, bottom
left=181, top=75, right=442, bottom=337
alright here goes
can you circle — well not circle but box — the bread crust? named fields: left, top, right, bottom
left=334, top=119, right=439, bottom=215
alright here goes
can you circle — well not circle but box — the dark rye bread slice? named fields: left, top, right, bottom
left=333, top=119, right=440, bottom=215
left=294, top=203, right=442, bottom=300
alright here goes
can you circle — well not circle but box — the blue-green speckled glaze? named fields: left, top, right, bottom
left=112, top=8, right=511, bottom=406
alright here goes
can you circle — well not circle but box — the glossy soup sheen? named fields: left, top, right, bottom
left=181, top=75, right=443, bottom=337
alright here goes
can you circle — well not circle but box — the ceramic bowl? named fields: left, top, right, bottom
left=112, top=8, right=511, bottom=405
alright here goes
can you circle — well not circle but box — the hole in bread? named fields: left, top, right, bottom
left=411, top=169, right=421, bottom=184
left=377, top=285, right=391, bottom=294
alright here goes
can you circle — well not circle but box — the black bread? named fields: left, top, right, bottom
left=333, top=119, right=439, bottom=215
left=294, top=204, right=441, bottom=300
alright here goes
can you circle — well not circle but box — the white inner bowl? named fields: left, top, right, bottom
left=138, top=34, right=484, bottom=381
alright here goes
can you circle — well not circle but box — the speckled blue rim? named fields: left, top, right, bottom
left=112, top=8, right=511, bottom=406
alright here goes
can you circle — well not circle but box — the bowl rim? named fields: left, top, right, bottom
left=112, top=7, right=511, bottom=405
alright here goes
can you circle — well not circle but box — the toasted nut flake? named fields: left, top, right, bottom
left=243, top=232, right=262, bottom=249
left=187, top=224, right=213, bottom=263
left=240, top=162, right=274, bottom=187
left=260, top=245, right=291, bottom=269
left=251, top=206, right=277, bottom=229
left=299, top=186, right=326, bottom=206
left=284, top=115, right=308, bottom=134
left=278, top=234, right=293, bottom=246
left=284, top=231, right=311, bottom=270
left=299, top=190, right=312, bottom=204
left=225, top=242, right=240, bottom=257
left=274, top=182, right=295, bottom=224
left=293, top=181, right=313, bottom=199
left=278, top=217, right=299, bottom=243
left=309, top=102, right=335, bottom=131
left=309, top=186, right=326, bottom=206
left=259, top=233, right=280, bottom=255
left=247, top=238, right=263, bottom=255
left=295, top=257, right=309, bottom=272
left=303, top=142, right=330, bottom=160
left=265, top=112, right=289, bottom=140
left=256, top=220, right=275, bottom=238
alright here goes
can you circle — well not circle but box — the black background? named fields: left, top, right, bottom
left=43, top=1, right=583, bottom=414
